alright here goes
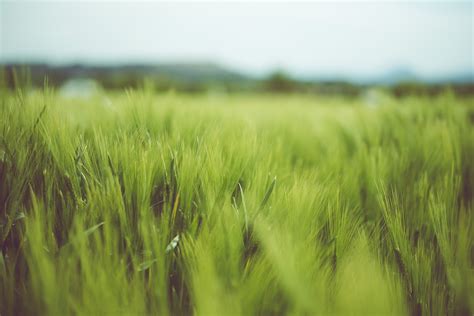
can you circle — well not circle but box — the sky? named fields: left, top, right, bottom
left=1, top=1, right=473, bottom=79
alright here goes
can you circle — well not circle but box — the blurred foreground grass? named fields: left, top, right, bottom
left=0, top=88, right=473, bottom=315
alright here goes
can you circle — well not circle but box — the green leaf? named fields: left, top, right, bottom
left=137, top=259, right=157, bottom=272
left=260, top=176, right=276, bottom=208
left=83, top=222, right=105, bottom=237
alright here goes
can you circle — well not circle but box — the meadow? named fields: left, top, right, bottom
left=0, top=86, right=473, bottom=315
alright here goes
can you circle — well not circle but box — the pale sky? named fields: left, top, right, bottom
left=1, top=1, right=473, bottom=79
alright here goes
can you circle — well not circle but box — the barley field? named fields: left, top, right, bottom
left=0, top=87, right=473, bottom=315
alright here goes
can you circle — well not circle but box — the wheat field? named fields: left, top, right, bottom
left=0, top=87, right=473, bottom=315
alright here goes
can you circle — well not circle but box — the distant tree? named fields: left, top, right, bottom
left=391, top=81, right=428, bottom=98
left=262, top=71, right=298, bottom=92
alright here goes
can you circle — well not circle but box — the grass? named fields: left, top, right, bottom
left=0, top=86, right=473, bottom=315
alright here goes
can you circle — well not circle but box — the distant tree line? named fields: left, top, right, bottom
left=1, top=65, right=473, bottom=98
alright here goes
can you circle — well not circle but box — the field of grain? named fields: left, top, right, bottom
left=0, top=88, right=473, bottom=315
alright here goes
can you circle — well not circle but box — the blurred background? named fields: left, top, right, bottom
left=1, top=1, right=473, bottom=97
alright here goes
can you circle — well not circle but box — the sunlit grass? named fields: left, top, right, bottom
left=0, top=88, right=473, bottom=315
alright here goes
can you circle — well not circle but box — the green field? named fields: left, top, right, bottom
left=0, top=88, right=473, bottom=315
